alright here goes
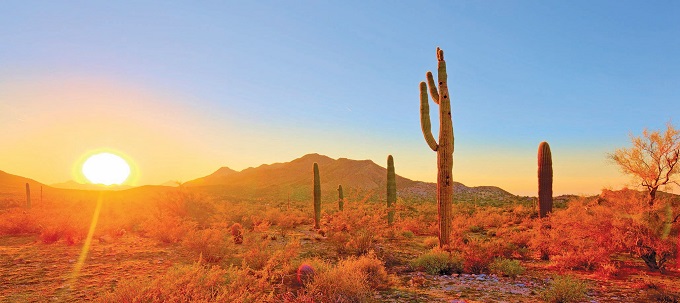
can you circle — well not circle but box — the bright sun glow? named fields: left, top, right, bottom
left=82, top=153, right=131, bottom=185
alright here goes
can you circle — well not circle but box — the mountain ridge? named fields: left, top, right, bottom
left=184, top=153, right=518, bottom=203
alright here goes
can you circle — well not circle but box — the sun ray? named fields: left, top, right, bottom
left=67, top=191, right=104, bottom=289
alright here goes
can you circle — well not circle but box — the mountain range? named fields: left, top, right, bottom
left=183, top=153, right=519, bottom=203
left=0, top=153, right=520, bottom=204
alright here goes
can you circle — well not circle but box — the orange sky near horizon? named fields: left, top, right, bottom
left=0, top=75, right=639, bottom=196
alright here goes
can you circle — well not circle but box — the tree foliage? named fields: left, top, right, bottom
left=608, top=123, right=680, bottom=205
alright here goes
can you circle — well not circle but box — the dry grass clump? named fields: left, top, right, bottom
left=304, top=251, right=388, bottom=302
left=182, top=227, right=233, bottom=263
left=325, top=205, right=385, bottom=256
left=0, top=208, right=40, bottom=235
left=541, top=275, right=589, bottom=303
left=98, top=261, right=229, bottom=303
left=143, top=214, right=197, bottom=244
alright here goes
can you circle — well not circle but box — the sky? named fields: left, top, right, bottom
left=1, top=1, right=679, bottom=195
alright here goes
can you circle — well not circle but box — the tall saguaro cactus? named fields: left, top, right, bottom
left=420, top=47, right=454, bottom=248
left=537, top=141, right=553, bottom=218
left=387, top=155, right=396, bottom=226
left=313, top=163, right=321, bottom=229
left=25, top=183, right=31, bottom=209
left=337, top=185, right=344, bottom=211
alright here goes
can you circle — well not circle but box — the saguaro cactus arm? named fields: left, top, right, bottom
left=426, top=71, right=440, bottom=104
left=420, top=82, right=438, bottom=151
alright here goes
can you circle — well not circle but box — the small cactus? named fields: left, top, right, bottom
left=313, top=163, right=321, bottom=229
left=230, top=223, right=243, bottom=244
left=387, top=155, right=396, bottom=226
left=538, top=141, right=553, bottom=218
left=25, top=183, right=31, bottom=209
left=337, top=184, right=344, bottom=211
left=297, top=263, right=315, bottom=285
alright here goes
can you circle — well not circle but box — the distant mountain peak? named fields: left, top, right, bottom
left=212, top=166, right=237, bottom=176
left=294, top=153, right=334, bottom=163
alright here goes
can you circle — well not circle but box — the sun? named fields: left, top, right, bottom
left=81, top=153, right=131, bottom=185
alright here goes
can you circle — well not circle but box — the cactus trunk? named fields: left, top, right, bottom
left=313, top=163, right=321, bottom=229
left=420, top=47, right=454, bottom=248
left=25, top=183, right=31, bottom=209
left=538, top=142, right=553, bottom=218
left=387, top=155, right=396, bottom=226
left=337, top=185, right=344, bottom=211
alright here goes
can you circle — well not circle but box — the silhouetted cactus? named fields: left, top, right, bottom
left=313, top=163, right=321, bottom=229
left=420, top=47, right=454, bottom=248
left=25, top=183, right=31, bottom=209
left=337, top=184, right=344, bottom=211
left=538, top=141, right=553, bottom=218
left=387, top=155, right=396, bottom=226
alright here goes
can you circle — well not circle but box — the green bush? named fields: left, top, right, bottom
left=411, top=249, right=463, bottom=275
left=401, top=230, right=415, bottom=239
left=468, top=225, right=484, bottom=233
left=489, top=258, right=525, bottom=278
left=541, top=275, right=588, bottom=303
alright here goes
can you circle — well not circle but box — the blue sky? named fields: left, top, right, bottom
left=1, top=1, right=679, bottom=195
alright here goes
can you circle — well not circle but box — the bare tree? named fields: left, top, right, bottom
left=608, top=123, right=680, bottom=206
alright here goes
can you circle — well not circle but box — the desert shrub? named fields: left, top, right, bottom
left=468, top=225, right=484, bottom=233
left=411, top=249, right=464, bottom=275
left=263, top=207, right=309, bottom=228
left=155, top=189, right=215, bottom=227
left=346, top=251, right=389, bottom=289
left=143, top=214, right=196, bottom=244
left=461, top=238, right=505, bottom=274
left=182, top=227, right=232, bottom=263
left=647, top=289, right=680, bottom=303
left=541, top=275, right=589, bottom=303
left=401, top=230, right=415, bottom=239
left=37, top=215, right=86, bottom=245
left=242, top=236, right=280, bottom=271
left=230, top=222, right=244, bottom=244
left=600, top=189, right=679, bottom=271
left=540, top=198, right=618, bottom=270
left=395, top=202, right=439, bottom=236
left=596, top=261, right=620, bottom=279
left=423, top=236, right=439, bottom=248
left=0, top=208, right=39, bottom=235
left=271, top=208, right=310, bottom=237
left=39, top=226, right=62, bottom=244
left=260, top=240, right=301, bottom=285
left=326, top=206, right=384, bottom=256
left=305, top=252, right=388, bottom=302
left=499, top=227, right=533, bottom=260
left=475, top=208, right=508, bottom=228
left=489, top=258, right=525, bottom=278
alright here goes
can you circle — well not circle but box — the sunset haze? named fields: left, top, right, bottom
left=1, top=1, right=678, bottom=195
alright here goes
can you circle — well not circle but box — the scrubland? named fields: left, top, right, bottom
left=1, top=186, right=679, bottom=303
